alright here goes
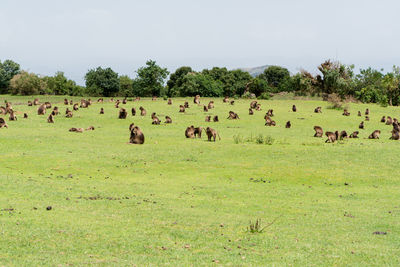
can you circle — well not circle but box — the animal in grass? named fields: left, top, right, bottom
left=0, top=118, right=8, bottom=128
left=266, top=109, right=274, bottom=117
left=100, top=108, right=104, bottom=114
left=65, top=110, right=73, bottom=118
left=167, top=99, right=172, bottom=105
left=194, top=95, right=200, bottom=104
left=208, top=101, right=214, bottom=109
left=184, top=102, right=189, bottom=108
left=325, top=131, right=339, bottom=143
left=358, top=111, right=361, bottom=116
left=223, top=96, right=229, bottom=103
left=152, top=116, right=161, bottom=125
left=80, top=99, right=90, bottom=108
left=205, top=115, right=211, bottom=122
left=292, top=105, right=297, bottom=112
left=51, top=107, right=59, bottom=116
left=44, top=102, right=52, bottom=109
left=122, top=98, right=127, bottom=104
left=227, top=111, right=239, bottom=119
left=365, top=108, right=369, bottom=115
left=185, top=125, right=195, bottom=138
left=194, top=127, right=203, bottom=138
left=179, top=105, right=185, bottom=113
left=69, top=127, right=84, bottom=133
left=390, top=129, right=399, bottom=140
left=28, top=101, right=33, bottom=106
left=386, top=116, right=393, bottom=125
left=206, top=127, right=221, bottom=142
left=0, top=107, right=5, bottom=114
left=349, top=131, right=359, bottom=138
left=69, top=100, right=73, bottom=105
left=314, top=107, right=322, bottom=113
left=365, top=116, right=370, bottom=121
left=249, top=108, right=254, bottom=115
left=359, top=121, right=364, bottom=129
left=255, top=104, right=262, bottom=111
left=131, top=107, right=136, bottom=116
left=37, top=104, right=46, bottom=115
left=265, top=116, right=276, bottom=126
left=164, top=116, right=172, bottom=124
left=73, top=103, right=79, bottom=111
left=342, top=109, right=350, bottom=116
left=9, top=111, right=17, bottom=121
left=203, top=105, right=208, bottom=112
left=152, top=96, right=157, bottom=101
left=381, top=116, right=386, bottom=123
left=285, top=121, right=291, bottom=128
left=139, top=106, right=146, bottom=116
left=339, top=130, right=348, bottom=140
left=313, top=126, right=323, bottom=137
left=368, top=130, right=381, bottom=139
left=33, top=98, right=39, bottom=105
left=213, top=115, right=219, bottom=122
left=23, top=113, right=28, bottom=119
left=230, top=100, right=235, bottom=105
left=114, top=100, right=120, bottom=108
left=119, top=108, right=127, bottom=119
left=86, top=126, right=95, bottom=131
left=47, top=114, right=54, bottom=123
left=393, top=122, right=400, bottom=132
left=97, top=98, right=103, bottom=103
left=250, top=101, right=257, bottom=109
left=129, top=125, right=145, bottom=144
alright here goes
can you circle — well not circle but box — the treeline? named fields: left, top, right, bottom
left=1, top=59, right=400, bottom=106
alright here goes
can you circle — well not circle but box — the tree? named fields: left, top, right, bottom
left=0, top=59, right=20, bottom=93
left=180, top=73, right=223, bottom=97
left=119, top=75, right=134, bottom=96
left=259, top=66, right=290, bottom=91
left=246, top=77, right=270, bottom=96
left=166, top=66, right=193, bottom=96
left=134, top=60, right=169, bottom=96
left=317, top=60, right=355, bottom=97
left=382, top=67, right=400, bottom=106
left=230, top=69, right=253, bottom=96
left=85, top=67, right=119, bottom=96
left=9, top=71, right=48, bottom=95
left=45, top=71, right=79, bottom=95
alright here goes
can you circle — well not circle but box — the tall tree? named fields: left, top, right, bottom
left=85, top=67, right=119, bottom=96
left=0, top=59, right=20, bottom=93
left=382, top=66, right=400, bottom=106
left=166, top=66, right=193, bottom=97
left=134, top=60, right=169, bottom=96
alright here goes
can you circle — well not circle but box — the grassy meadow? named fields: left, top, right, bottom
left=0, top=95, right=399, bottom=266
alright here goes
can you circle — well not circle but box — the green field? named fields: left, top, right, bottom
left=0, top=95, right=399, bottom=266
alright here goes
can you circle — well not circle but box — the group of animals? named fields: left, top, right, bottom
left=1, top=95, right=399, bottom=144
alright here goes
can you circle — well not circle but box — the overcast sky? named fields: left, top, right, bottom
left=1, top=0, right=399, bottom=85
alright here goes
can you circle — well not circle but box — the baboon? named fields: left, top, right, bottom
left=358, top=111, right=362, bottom=116
left=250, top=101, right=257, bottom=109
left=393, top=122, right=400, bottom=132
left=386, top=116, right=393, bottom=125
left=206, top=127, right=221, bottom=142
left=381, top=116, right=386, bottom=123
left=33, top=98, right=39, bottom=105
left=65, top=110, right=73, bottom=118
left=51, top=107, right=59, bottom=116
left=47, top=114, right=54, bottom=123
left=152, top=96, right=157, bottom=101
left=168, top=99, right=172, bottom=105
left=179, top=105, right=185, bottom=113
left=365, top=116, right=370, bottom=121
left=359, top=121, right=364, bottom=129
left=0, top=107, right=5, bottom=114
left=314, top=126, right=323, bottom=137
left=266, top=109, right=274, bottom=117
left=390, top=129, right=400, bottom=140
left=119, top=108, right=128, bottom=119
left=394, top=118, right=398, bottom=124
left=165, top=116, right=172, bottom=124
left=23, top=113, right=28, bottom=119
left=325, top=131, right=339, bottom=143
left=339, top=130, right=348, bottom=140
left=45, top=102, right=52, bottom=109
left=28, top=101, right=33, bottom=106
left=97, top=98, right=103, bottom=103
left=134, top=97, right=140, bottom=101
left=38, top=104, right=46, bottom=115
left=205, top=115, right=211, bottom=122
left=64, top=99, right=69, bottom=105
left=227, top=111, right=239, bottom=119
left=255, top=104, right=262, bottom=111
left=342, top=109, right=350, bottom=116
left=86, top=126, right=95, bottom=131
left=110, top=98, right=114, bottom=102
left=365, top=108, right=369, bottom=115
left=194, top=127, right=203, bottom=138
left=223, top=96, right=229, bottom=103
left=131, top=107, right=136, bottom=116
left=230, top=100, right=235, bottom=105
left=100, top=108, right=104, bottom=114
left=152, top=116, right=161, bottom=125
left=122, top=98, right=127, bottom=104
left=69, top=127, right=84, bottom=133
left=184, top=102, right=189, bottom=108
left=151, top=112, right=157, bottom=119
left=185, top=125, right=195, bottom=138
left=139, top=106, right=146, bottom=116
left=73, top=103, right=79, bottom=111
left=69, top=100, right=73, bottom=105
left=314, top=107, right=322, bottom=113
left=114, top=100, right=120, bottom=108
left=9, top=111, right=17, bottom=121
left=0, top=118, right=8, bottom=128
left=194, top=95, right=200, bottom=104
left=213, top=115, right=219, bottom=122
left=249, top=108, right=254, bottom=115
left=368, top=130, right=381, bottom=139
left=265, top=116, right=276, bottom=126
left=203, top=105, right=208, bottom=112
left=129, top=126, right=145, bottom=144
left=349, top=131, right=359, bottom=138
left=285, top=121, right=291, bottom=128
left=208, top=101, right=214, bottom=109
left=292, top=105, right=297, bottom=112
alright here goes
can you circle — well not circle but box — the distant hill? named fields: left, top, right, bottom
left=238, top=65, right=271, bottom=77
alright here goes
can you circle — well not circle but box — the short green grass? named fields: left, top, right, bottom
left=0, top=95, right=399, bottom=266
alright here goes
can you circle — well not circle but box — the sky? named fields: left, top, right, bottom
left=1, top=0, right=400, bottom=85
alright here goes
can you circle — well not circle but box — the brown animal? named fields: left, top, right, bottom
left=0, top=107, right=5, bottom=114
left=23, top=113, right=28, bottom=119
left=194, top=127, right=203, bottom=138
left=97, top=98, right=103, bottom=103
left=69, top=100, right=73, bottom=105
left=365, top=116, right=370, bottom=121
left=208, top=101, right=214, bottom=109
left=205, top=115, right=211, bottom=122
left=52, top=107, right=59, bottom=116
left=349, top=131, right=359, bottom=138
left=230, top=100, right=235, bottom=105
left=184, top=102, right=189, bottom=108
left=47, top=114, right=54, bottom=123
left=119, top=108, right=128, bottom=119
left=223, top=96, right=229, bottom=103
left=206, top=127, right=221, bottom=142
left=33, top=98, right=39, bottom=105
left=73, top=103, right=79, bottom=111
left=314, top=126, right=323, bottom=137
left=122, top=98, right=127, bottom=104
left=134, top=97, right=140, bottom=102
left=69, top=127, right=84, bottom=133
left=131, top=107, right=136, bottom=116
left=152, top=96, right=157, bottom=101
left=266, top=109, right=274, bottom=117
left=151, top=112, right=157, bottom=119
left=265, top=116, right=276, bottom=126
left=359, top=121, right=364, bottom=129
left=381, top=116, right=386, bottom=122
left=358, top=111, right=361, bottom=116
left=65, top=108, right=71, bottom=114
left=213, top=115, right=219, bottom=122
left=165, top=116, right=172, bottom=124
left=386, top=116, right=393, bottom=125
left=9, top=111, right=17, bottom=121
left=129, top=126, right=145, bottom=144
left=314, top=107, right=322, bottom=113
left=203, top=105, right=208, bottom=112
left=65, top=110, right=73, bottom=118
left=292, top=105, right=297, bottom=112
left=64, top=99, right=69, bottom=105
left=115, top=100, right=120, bottom=108
left=179, top=105, right=185, bottom=113
left=339, top=130, right=348, bottom=140
left=86, top=126, right=95, bottom=131
left=38, top=104, right=46, bottom=115
left=325, top=131, right=338, bottom=143
left=250, top=101, right=257, bottom=109
left=100, top=108, right=104, bottom=114
left=393, top=122, right=400, bottom=132
left=110, top=98, right=114, bottom=102
left=255, top=104, right=262, bottom=111
left=227, top=111, right=239, bottom=119
left=0, top=118, right=8, bottom=128
left=45, top=102, right=52, bottom=109
left=194, top=95, right=200, bottom=104
left=185, top=126, right=195, bottom=138
left=342, top=109, right=350, bottom=116
left=365, top=108, right=369, bottom=115
left=368, top=130, right=381, bottom=139
left=168, top=99, right=172, bottom=105
left=139, top=106, right=146, bottom=116
left=28, top=101, right=33, bottom=106
left=249, top=108, right=254, bottom=115
left=285, top=121, right=291, bottom=128
left=152, top=116, right=161, bottom=125
left=390, top=130, right=400, bottom=140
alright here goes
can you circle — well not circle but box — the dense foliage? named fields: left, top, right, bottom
left=2, top=58, right=400, bottom=105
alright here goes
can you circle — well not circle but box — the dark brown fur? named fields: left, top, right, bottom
left=314, top=126, right=323, bottom=137
left=129, top=126, right=145, bottom=144
left=349, top=131, right=359, bottom=138
left=213, top=115, right=219, bottom=122
left=119, top=108, right=128, bottom=119
left=206, top=127, right=221, bottom=142
left=368, top=130, right=381, bottom=139
left=285, top=121, right=291, bottom=128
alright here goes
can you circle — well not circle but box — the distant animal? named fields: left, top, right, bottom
left=390, top=129, right=400, bottom=140
left=28, top=101, right=33, bottom=106
left=368, top=130, right=380, bottom=139
left=38, top=104, right=46, bottom=115
left=69, top=127, right=84, bottom=133
left=129, top=126, right=144, bottom=144
left=230, top=100, right=235, bottom=105
left=227, top=111, right=239, bottom=119
left=9, top=111, right=17, bottom=121
left=179, top=105, right=185, bottom=113
left=0, top=118, right=8, bottom=128
left=45, top=102, right=52, bottom=109
left=250, top=101, right=257, bottom=109
left=152, top=96, right=157, bottom=101
left=386, top=116, right=393, bottom=125
left=325, top=131, right=338, bottom=143
left=100, top=108, right=104, bottom=114
left=365, top=116, right=370, bottom=121
left=65, top=110, right=73, bottom=118
left=97, top=98, right=103, bottom=103
left=381, top=116, right=386, bottom=123
left=208, top=101, right=214, bottom=109
left=185, top=126, right=195, bottom=138
left=205, top=115, right=211, bottom=122
left=249, top=108, right=254, bottom=115
left=23, top=113, right=28, bottom=119
left=194, top=95, right=200, bottom=104
left=131, top=107, right=136, bottom=116
left=285, top=121, right=291, bottom=128
left=314, top=107, right=322, bottom=113
left=51, top=107, right=59, bottom=116
left=139, top=106, right=146, bottom=116
left=86, top=126, right=95, bottom=131
left=265, top=116, right=276, bottom=126
left=365, top=108, right=369, bottom=115
left=359, top=121, right=364, bottom=129
left=64, top=99, right=69, bottom=105
left=342, top=109, right=350, bottom=116
left=203, top=105, right=208, bottom=112
left=349, top=131, right=359, bottom=138
left=314, top=126, right=323, bottom=137
left=194, top=127, right=203, bottom=138
left=255, top=104, right=261, bottom=111
left=292, top=105, right=297, bottom=112
left=266, top=109, right=274, bottom=117
left=206, top=127, right=221, bottom=142
left=358, top=111, right=361, bottom=116
left=122, top=98, right=127, bottom=104
left=339, top=130, right=348, bottom=140
left=47, top=114, right=54, bottom=123
left=69, top=100, right=73, bottom=105
left=33, top=98, right=39, bottom=105
left=119, top=108, right=127, bottom=119
left=73, top=103, right=79, bottom=111
left=184, top=102, right=189, bottom=108
left=152, top=115, right=161, bottom=125
left=168, top=99, right=172, bottom=105
left=165, top=116, right=172, bottom=124
left=213, top=115, right=219, bottom=122
left=223, top=96, right=229, bottom=103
